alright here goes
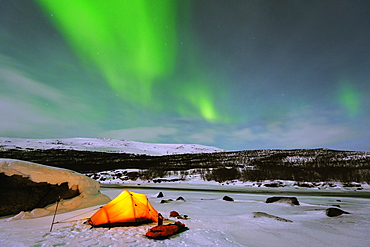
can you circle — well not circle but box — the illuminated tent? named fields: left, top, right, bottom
left=88, top=190, right=158, bottom=227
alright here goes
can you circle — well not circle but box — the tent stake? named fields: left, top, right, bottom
left=50, top=197, right=61, bottom=232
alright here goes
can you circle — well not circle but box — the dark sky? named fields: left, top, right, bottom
left=1, top=0, right=369, bottom=151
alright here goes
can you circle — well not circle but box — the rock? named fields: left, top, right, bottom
left=342, top=182, right=362, bottom=187
left=264, top=183, right=280, bottom=187
left=160, top=199, right=173, bottom=204
left=223, top=196, right=234, bottom=201
left=294, top=182, right=314, bottom=188
left=170, top=211, right=179, bottom=217
left=265, top=196, right=300, bottom=205
left=157, top=192, right=164, bottom=198
left=176, top=196, right=185, bottom=201
left=0, top=173, right=79, bottom=216
left=325, top=207, right=350, bottom=217
left=264, top=181, right=283, bottom=187
left=253, top=212, right=293, bottom=222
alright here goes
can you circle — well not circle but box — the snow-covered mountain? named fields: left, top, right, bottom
left=0, top=137, right=225, bottom=156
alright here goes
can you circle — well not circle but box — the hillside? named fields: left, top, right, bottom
left=1, top=138, right=369, bottom=183
left=0, top=137, right=224, bottom=155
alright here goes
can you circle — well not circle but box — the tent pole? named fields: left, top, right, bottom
left=50, top=197, right=61, bottom=232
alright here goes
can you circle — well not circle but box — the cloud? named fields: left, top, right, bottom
left=0, top=65, right=102, bottom=138
left=100, top=126, right=178, bottom=142
left=230, top=115, right=357, bottom=149
left=0, top=96, right=58, bottom=135
left=0, top=67, right=66, bottom=104
left=0, top=67, right=63, bottom=135
left=187, top=128, right=218, bottom=144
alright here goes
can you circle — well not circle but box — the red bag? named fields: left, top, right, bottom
left=146, top=221, right=186, bottom=239
left=146, top=224, right=179, bottom=239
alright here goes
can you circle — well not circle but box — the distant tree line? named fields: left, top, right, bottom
left=198, top=166, right=370, bottom=183
left=1, top=148, right=369, bottom=182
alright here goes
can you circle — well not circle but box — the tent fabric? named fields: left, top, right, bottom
left=88, top=190, right=158, bottom=227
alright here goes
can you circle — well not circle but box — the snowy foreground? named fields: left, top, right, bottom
left=1, top=184, right=370, bottom=247
left=1, top=158, right=370, bottom=246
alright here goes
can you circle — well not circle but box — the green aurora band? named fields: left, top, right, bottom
left=337, top=81, right=361, bottom=119
left=35, top=0, right=225, bottom=123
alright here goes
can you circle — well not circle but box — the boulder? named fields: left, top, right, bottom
left=157, top=192, right=164, bottom=198
left=223, top=196, right=234, bottom=201
left=325, top=207, right=350, bottom=217
left=170, top=211, right=179, bottom=217
left=160, top=199, right=173, bottom=204
left=176, top=196, right=185, bottom=201
left=0, top=173, right=79, bottom=216
left=264, top=181, right=283, bottom=187
left=253, top=212, right=293, bottom=222
left=294, top=182, right=314, bottom=188
left=264, top=183, right=280, bottom=187
left=265, top=196, right=300, bottom=205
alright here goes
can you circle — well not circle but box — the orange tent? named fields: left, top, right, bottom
left=88, top=190, right=158, bottom=227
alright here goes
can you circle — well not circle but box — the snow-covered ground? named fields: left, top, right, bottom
left=1, top=140, right=370, bottom=246
left=0, top=137, right=225, bottom=155
left=1, top=184, right=370, bottom=247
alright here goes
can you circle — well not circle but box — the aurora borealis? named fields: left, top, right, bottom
left=1, top=0, right=369, bottom=151
left=35, top=0, right=179, bottom=107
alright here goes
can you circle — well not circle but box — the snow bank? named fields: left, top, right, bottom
left=0, top=159, right=110, bottom=219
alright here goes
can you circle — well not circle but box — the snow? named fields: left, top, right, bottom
left=87, top=168, right=370, bottom=193
left=1, top=139, right=370, bottom=246
left=0, top=159, right=110, bottom=219
left=0, top=137, right=225, bottom=155
left=1, top=186, right=370, bottom=246
left=283, top=156, right=315, bottom=163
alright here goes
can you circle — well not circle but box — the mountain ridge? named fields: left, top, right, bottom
left=1, top=137, right=369, bottom=182
left=0, top=137, right=224, bottom=155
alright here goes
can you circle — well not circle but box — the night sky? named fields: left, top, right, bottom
left=1, top=0, right=369, bottom=151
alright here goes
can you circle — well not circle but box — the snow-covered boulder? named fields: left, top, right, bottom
left=0, top=159, right=109, bottom=219
left=0, top=173, right=79, bottom=216
left=222, top=195, right=234, bottom=201
left=252, top=212, right=293, bottom=222
left=325, top=207, right=350, bottom=217
left=265, top=196, right=300, bottom=206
